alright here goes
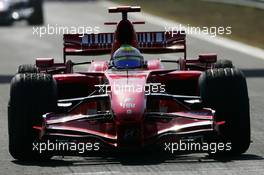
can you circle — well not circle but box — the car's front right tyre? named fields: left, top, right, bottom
left=8, top=73, right=57, bottom=160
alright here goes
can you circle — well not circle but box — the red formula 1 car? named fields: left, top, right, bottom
left=8, top=6, right=250, bottom=160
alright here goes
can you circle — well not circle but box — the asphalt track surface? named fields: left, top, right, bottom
left=0, top=1, right=264, bottom=175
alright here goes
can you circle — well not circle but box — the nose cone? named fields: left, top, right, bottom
left=109, top=76, right=146, bottom=123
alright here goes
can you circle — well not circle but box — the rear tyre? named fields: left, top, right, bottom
left=27, top=0, right=44, bottom=25
left=18, top=64, right=39, bottom=73
left=214, top=59, right=233, bottom=68
left=199, top=68, right=250, bottom=156
left=8, top=73, right=57, bottom=160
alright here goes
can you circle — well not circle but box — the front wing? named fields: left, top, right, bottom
left=34, top=93, right=223, bottom=153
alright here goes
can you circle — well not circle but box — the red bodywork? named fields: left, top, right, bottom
left=34, top=6, right=222, bottom=152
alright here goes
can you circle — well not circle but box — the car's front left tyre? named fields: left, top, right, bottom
left=199, top=68, right=250, bottom=156
left=17, top=64, right=39, bottom=73
left=214, top=59, right=233, bottom=68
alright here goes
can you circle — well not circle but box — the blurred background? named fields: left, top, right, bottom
left=0, top=0, right=263, bottom=74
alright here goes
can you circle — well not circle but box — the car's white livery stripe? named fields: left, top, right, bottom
left=158, top=121, right=213, bottom=135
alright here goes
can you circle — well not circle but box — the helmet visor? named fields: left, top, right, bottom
left=113, top=56, right=142, bottom=69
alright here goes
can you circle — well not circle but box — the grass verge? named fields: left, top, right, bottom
left=111, top=0, right=264, bottom=49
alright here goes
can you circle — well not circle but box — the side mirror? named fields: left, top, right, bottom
left=36, top=58, right=54, bottom=68
left=199, top=54, right=217, bottom=63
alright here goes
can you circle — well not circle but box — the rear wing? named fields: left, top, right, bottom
left=63, top=31, right=186, bottom=62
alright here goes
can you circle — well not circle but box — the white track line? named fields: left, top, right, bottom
left=102, top=1, right=264, bottom=60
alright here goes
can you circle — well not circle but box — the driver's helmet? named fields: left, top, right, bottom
left=112, top=44, right=144, bottom=69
